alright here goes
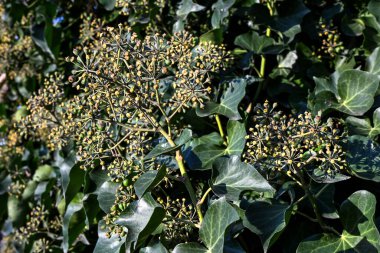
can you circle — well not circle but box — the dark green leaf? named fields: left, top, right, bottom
left=145, top=129, right=192, bottom=160
left=98, top=0, right=116, bottom=11
left=234, top=31, right=278, bottom=54
left=115, top=193, right=165, bottom=251
left=140, top=240, right=168, bottom=253
left=346, top=135, right=380, bottom=182
left=31, top=23, right=55, bottom=60
left=173, top=243, right=207, bottom=253
left=199, top=197, right=240, bottom=253
left=196, top=78, right=247, bottom=120
left=225, top=121, right=246, bottom=156
left=93, top=220, right=126, bottom=253
left=134, top=166, right=167, bottom=199
left=340, top=190, right=380, bottom=250
left=211, top=156, right=275, bottom=201
left=243, top=199, right=290, bottom=252
left=211, top=0, right=235, bottom=29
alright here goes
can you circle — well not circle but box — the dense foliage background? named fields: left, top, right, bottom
left=1, top=0, right=380, bottom=252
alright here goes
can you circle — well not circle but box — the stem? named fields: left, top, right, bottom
left=252, top=2, right=273, bottom=104
left=215, top=115, right=225, bottom=139
left=297, top=172, right=340, bottom=236
left=197, top=188, right=212, bottom=208
left=159, top=127, right=204, bottom=223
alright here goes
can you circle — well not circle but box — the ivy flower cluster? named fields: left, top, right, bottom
left=314, top=21, right=344, bottom=58
left=243, top=101, right=347, bottom=182
left=20, top=25, right=230, bottom=238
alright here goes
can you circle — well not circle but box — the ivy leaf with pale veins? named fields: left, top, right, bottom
left=297, top=190, right=380, bottom=252
left=199, top=197, right=240, bottom=253
left=196, top=78, right=247, bottom=120
left=211, top=156, right=275, bottom=201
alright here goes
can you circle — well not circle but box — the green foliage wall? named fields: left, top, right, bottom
left=1, top=0, right=380, bottom=252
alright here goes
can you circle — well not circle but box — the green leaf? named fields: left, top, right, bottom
left=310, top=184, right=339, bottom=219
left=225, top=121, right=246, bottom=156
left=31, top=23, right=55, bottom=60
left=367, top=47, right=380, bottom=76
left=311, top=70, right=379, bottom=116
left=346, top=135, right=380, bottom=182
left=63, top=193, right=86, bottom=253
left=93, top=220, right=126, bottom=253
left=96, top=181, right=119, bottom=213
left=211, top=0, right=235, bottom=29
left=199, top=197, right=240, bottom=253
left=200, top=29, right=223, bottom=44
left=211, top=156, right=275, bottom=201
left=173, top=243, right=208, bottom=253
left=368, top=0, right=380, bottom=22
left=196, top=78, right=247, bottom=120
left=134, top=166, right=167, bottom=199
left=185, top=120, right=246, bottom=170
left=174, top=0, right=205, bottom=32
left=234, top=31, right=279, bottom=54
left=140, top=240, right=168, bottom=253
left=332, top=70, right=379, bottom=116
left=346, top=108, right=380, bottom=138
left=54, top=151, right=85, bottom=205
left=340, top=190, right=380, bottom=250
left=297, top=232, right=376, bottom=253
left=98, top=0, right=116, bottom=11
left=33, top=165, right=54, bottom=182
left=297, top=190, right=380, bottom=252
left=341, top=15, right=365, bottom=36
left=115, top=193, right=165, bottom=251
left=145, top=129, right=192, bottom=160
left=243, top=200, right=291, bottom=252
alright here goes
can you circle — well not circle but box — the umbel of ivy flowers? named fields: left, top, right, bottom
left=20, top=25, right=230, bottom=239
left=244, top=101, right=347, bottom=184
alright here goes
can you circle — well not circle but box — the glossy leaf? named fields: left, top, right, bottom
left=225, top=121, right=246, bottom=156
left=346, top=135, right=380, bottom=182
left=173, top=243, right=207, bottom=253
left=234, top=31, right=279, bottom=54
left=98, top=0, right=116, bottom=11
left=196, top=78, right=247, bottom=120
left=134, top=165, right=167, bottom=199
left=346, top=107, right=380, bottom=138
left=211, top=156, right=275, bottom=200
left=93, top=220, right=125, bottom=253
left=140, top=240, right=168, bottom=253
left=115, top=193, right=165, bottom=251
left=243, top=200, right=291, bottom=252
left=199, top=197, right=240, bottom=253
left=211, top=0, right=235, bottom=29
left=145, top=129, right=192, bottom=160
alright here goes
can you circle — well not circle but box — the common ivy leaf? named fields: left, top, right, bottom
left=211, top=156, right=275, bottom=201
left=211, top=0, right=235, bottom=29
left=145, top=129, right=192, bottom=160
left=243, top=199, right=291, bottom=252
left=185, top=121, right=246, bottom=170
left=311, top=70, right=379, bottom=116
left=196, top=78, right=247, bottom=120
left=93, top=220, right=126, bottom=253
left=98, top=0, right=116, bottom=11
left=297, top=190, right=380, bottom=252
left=173, top=242, right=208, bottom=253
left=346, top=107, right=380, bottom=138
left=199, top=197, right=240, bottom=253
left=234, top=31, right=280, bottom=54
left=134, top=165, right=167, bottom=199
left=140, top=240, right=168, bottom=253
left=346, top=135, right=380, bottom=182
left=115, top=193, right=165, bottom=252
